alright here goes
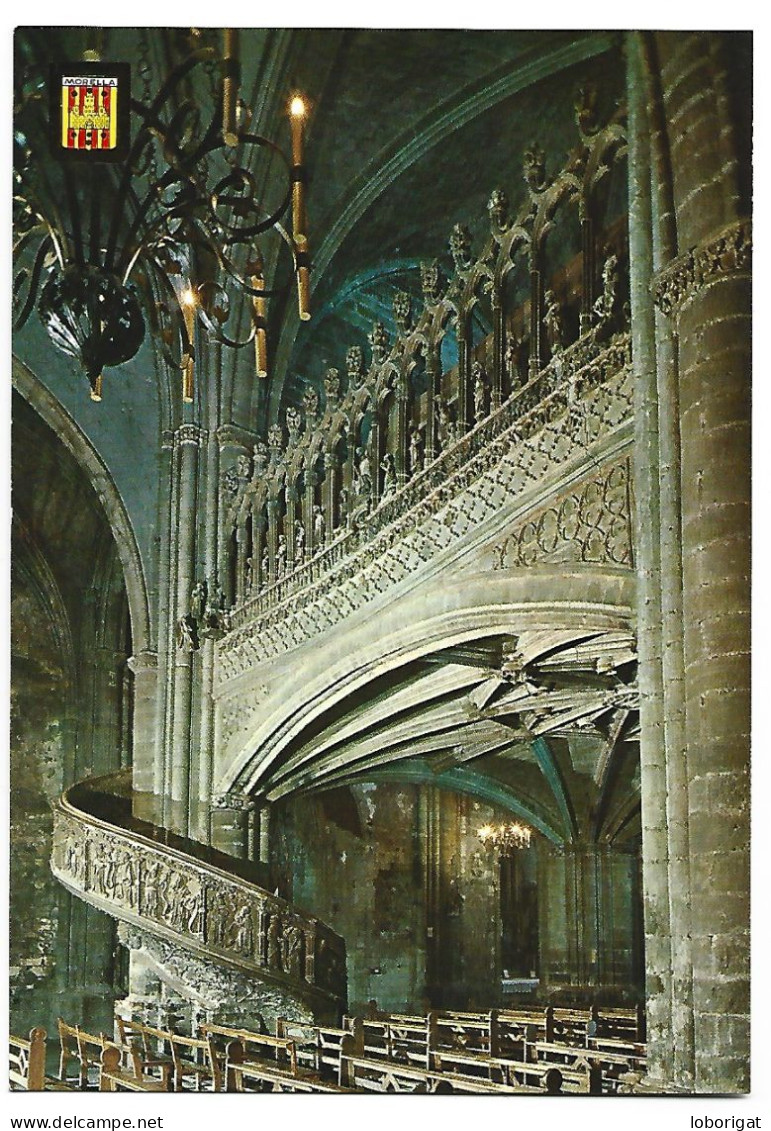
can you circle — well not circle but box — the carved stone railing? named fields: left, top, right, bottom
left=217, top=330, right=633, bottom=680
left=216, top=97, right=629, bottom=615
left=51, top=776, right=346, bottom=1006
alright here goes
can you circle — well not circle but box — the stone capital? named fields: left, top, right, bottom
left=177, top=423, right=206, bottom=448
left=217, top=423, right=259, bottom=452
left=653, top=218, right=751, bottom=322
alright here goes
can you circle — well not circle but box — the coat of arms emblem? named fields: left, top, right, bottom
left=61, top=75, right=118, bottom=150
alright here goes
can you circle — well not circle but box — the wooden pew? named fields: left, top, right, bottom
left=99, top=1046, right=170, bottom=1093
left=338, top=1032, right=549, bottom=1095
left=276, top=1018, right=363, bottom=1079
left=201, top=1024, right=299, bottom=1090
left=115, top=1018, right=218, bottom=1091
left=350, top=1015, right=430, bottom=1066
left=529, top=1041, right=603, bottom=1094
left=593, top=1004, right=646, bottom=1042
left=9, top=1028, right=46, bottom=1091
left=115, top=1018, right=175, bottom=1088
left=224, top=1038, right=349, bottom=1093
left=56, top=1019, right=108, bottom=1089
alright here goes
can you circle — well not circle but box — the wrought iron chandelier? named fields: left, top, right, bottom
left=477, top=822, right=532, bottom=854
left=13, top=28, right=310, bottom=401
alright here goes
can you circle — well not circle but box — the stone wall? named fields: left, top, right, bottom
left=272, top=783, right=509, bottom=1013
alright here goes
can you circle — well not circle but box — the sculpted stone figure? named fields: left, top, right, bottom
left=504, top=336, right=525, bottom=386
left=473, top=360, right=487, bottom=422
left=594, top=252, right=619, bottom=328
left=355, top=446, right=372, bottom=496
left=313, top=505, right=326, bottom=546
left=435, top=396, right=450, bottom=449
left=409, top=428, right=423, bottom=476
left=381, top=452, right=396, bottom=496
left=294, top=519, right=305, bottom=562
left=177, top=614, right=197, bottom=652
left=190, top=579, right=207, bottom=622
left=252, top=441, right=268, bottom=475
left=543, top=289, right=564, bottom=356
left=487, top=187, right=510, bottom=234
left=276, top=534, right=287, bottom=579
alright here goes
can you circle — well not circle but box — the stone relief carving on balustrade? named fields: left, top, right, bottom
left=491, top=459, right=632, bottom=570
left=53, top=804, right=346, bottom=1002
left=653, top=218, right=751, bottom=321
left=116, top=924, right=317, bottom=1021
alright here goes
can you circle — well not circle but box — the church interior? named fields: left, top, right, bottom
left=10, top=27, right=751, bottom=1095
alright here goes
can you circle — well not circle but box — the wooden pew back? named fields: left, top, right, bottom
left=57, top=1018, right=107, bottom=1088
left=9, top=1028, right=46, bottom=1091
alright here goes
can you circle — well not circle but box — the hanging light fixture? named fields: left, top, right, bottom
left=13, top=28, right=311, bottom=402
left=478, top=822, right=532, bottom=854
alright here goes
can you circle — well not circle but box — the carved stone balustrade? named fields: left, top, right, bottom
left=221, top=107, right=629, bottom=614
left=51, top=777, right=346, bottom=1010
left=218, top=330, right=633, bottom=678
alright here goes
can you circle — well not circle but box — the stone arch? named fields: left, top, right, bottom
left=12, top=356, right=152, bottom=654
left=220, top=565, right=635, bottom=798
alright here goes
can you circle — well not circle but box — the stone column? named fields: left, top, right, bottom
left=303, top=470, right=318, bottom=554
left=455, top=317, right=471, bottom=433
left=656, top=31, right=750, bottom=1096
left=266, top=497, right=279, bottom=582
left=128, top=650, right=158, bottom=819
left=626, top=32, right=673, bottom=1086
left=234, top=520, right=248, bottom=604
left=424, top=347, right=441, bottom=464
left=258, top=803, right=272, bottom=865
left=168, top=423, right=203, bottom=836
left=579, top=205, right=595, bottom=336
left=528, top=267, right=542, bottom=378
left=322, top=452, right=339, bottom=539
left=285, top=487, right=298, bottom=570
left=253, top=512, right=267, bottom=590
left=393, top=384, right=409, bottom=487
left=491, top=294, right=504, bottom=409
left=642, top=29, right=695, bottom=1090
left=210, top=792, right=254, bottom=859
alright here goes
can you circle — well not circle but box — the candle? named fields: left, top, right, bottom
left=181, top=287, right=196, bottom=402
left=296, top=237, right=311, bottom=322
left=289, top=95, right=310, bottom=321
left=222, top=29, right=240, bottom=147
left=251, top=272, right=268, bottom=378
left=289, top=94, right=306, bottom=240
